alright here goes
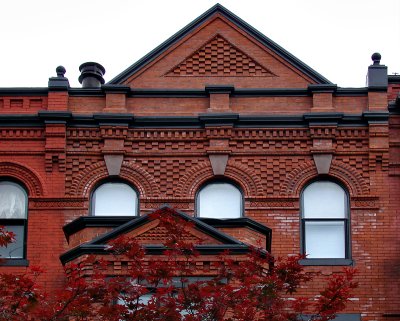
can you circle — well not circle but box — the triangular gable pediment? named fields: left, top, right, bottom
left=91, top=205, right=242, bottom=247
left=59, top=206, right=264, bottom=264
left=109, top=4, right=331, bottom=89
left=117, top=216, right=223, bottom=246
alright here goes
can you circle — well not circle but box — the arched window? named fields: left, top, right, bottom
left=0, top=181, right=28, bottom=259
left=197, top=181, right=242, bottom=218
left=91, top=182, right=138, bottom=216
left=301, top=180, right=349, bottom=259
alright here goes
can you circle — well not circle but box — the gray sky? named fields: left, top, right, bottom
left=0, top=0, right=399, bottom=88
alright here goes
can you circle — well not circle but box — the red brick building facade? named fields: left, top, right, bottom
left=0, top=4, right=399, bottom=320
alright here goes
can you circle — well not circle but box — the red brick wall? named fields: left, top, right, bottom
left=1, top=85, right=399, bottom=320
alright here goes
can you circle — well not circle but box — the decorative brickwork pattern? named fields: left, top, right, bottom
left=0, top=97, right=48, bottom=112
left=279, top=160, right=317, bottom=197
left=125, top=139, right=206, bottom=154
left=176, top=160, right=264, bottom=198
left=67, top=139, right=103, bottom=151
left=230, top=129, right=312, bottom=157
left=281, top=159, right=369, bottom=196
left=174, top=161, right=212, bottom=198
left=124, top=130, right=206, bottom=154
left=335, top=156, right=370, bottom=180
left=30, top=198, right=86, bottom=209
left=69, top=161, right=159, bottom=198
left=127, top=129, right=206, bottom=140
left=0, top=162, right=45, bottom=196
left=335, top=138, right=368, bottom=152
left=141, top=198, right=194, bottom=212
left=352, top=196, right=379, bottom=209
left=133, top=158, right=203, bottom=197
left=234, top=128, right=309, bottom=140
left=245, top=197, right=298, bottom=209
left=67, top=130, right=102, bottom=151
left=45, top=153, right=66, bottom=172
left=72, top=256, right=239, bottom=278
left=0, top=128, right=44, bottom=139
left=131, top=224, right=220, bottom=245
left=67, top=129, right=102, bottom=139
left=225, top=161, right=264, bottom=196
left=166, top=34, right=275, bottom=77
left=69, top=160, right=107, bottom=196
left=65, top=157, right=101, bottom=193
left=230, top=138, right=311, bottom=153
left=236, top=157, right=311, bottom=196
left=329, top=160, right=370, bottom=195
left=120, top=161, right=160, bottom=197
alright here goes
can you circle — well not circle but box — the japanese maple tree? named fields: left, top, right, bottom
left=0, top=211, right=357, bottom=321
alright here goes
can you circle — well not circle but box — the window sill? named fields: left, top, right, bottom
left=299, top=258, right=353, bottom=266
left=0, top=259, right=29, bottom=267
left=300, top=313, right=360, bottom=320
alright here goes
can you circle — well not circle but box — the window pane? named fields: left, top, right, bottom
left=198, top=183, right=241, bottom=218
left=305, top=221, right=345, bottom=258
left=0, top=182, right=27, bottom=219
left=93, top=183, right=137, bottom=216
left=303, top=181, right=346, bottom=218
left=0, top=225, right=24, bottom=258
left=118, top=293, right=152, bottom=306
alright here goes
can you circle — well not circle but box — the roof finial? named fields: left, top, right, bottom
left=56, top=66, right=66, bottom=77
left=371, top=52, right=381, bottom=65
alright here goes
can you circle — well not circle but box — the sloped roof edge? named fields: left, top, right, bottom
left=59, top=244, right=254, bottom=265
left=108, top=3, right=332, bottom=85
left=59, top=205, right=264, bottom=264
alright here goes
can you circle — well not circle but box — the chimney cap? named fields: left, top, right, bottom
left=79, top=62, right=105, bottom=74
left=78, top=62, right=106, bottom=87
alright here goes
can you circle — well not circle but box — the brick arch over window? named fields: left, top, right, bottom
left=70, top=161, right=159, bottom=198
left=0, top=162, right=45, bottom=196
left=281, top=159, right=369, bottom=197
left=176, top=160, right=264, bottom=198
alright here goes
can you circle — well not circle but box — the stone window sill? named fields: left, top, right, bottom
left=299, top=258, right=353, bottom=266
left=0, top=259, right=29, bottom=267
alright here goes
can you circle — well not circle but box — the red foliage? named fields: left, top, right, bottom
left=0, top=225, right=15, bottom=249
left=0, top=213, right=357, bottom=321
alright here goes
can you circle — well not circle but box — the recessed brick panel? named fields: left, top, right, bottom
left=166, top=34, right=275, bottom=77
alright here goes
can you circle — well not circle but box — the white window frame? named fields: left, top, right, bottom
left=91, top=181, right=138, bottom=216
left=301, top=180, right=350, bottom=260
left=0, top=181, right=28, bottom=259
left=196, top=180, right=243, bottom=219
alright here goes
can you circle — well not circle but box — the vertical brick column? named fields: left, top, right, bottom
left=205, top=85, right=234, bottom=112
left=102, top=85, right=130, bottom=113
left=362, top=112, right=389, bottom=176
left=367, top=53, right=388, bottom=111
left=48, top=66, right=70, bottom=112
left=308, top=84, right=337, bottom=113
left=38, top=112, right=71, bottom=193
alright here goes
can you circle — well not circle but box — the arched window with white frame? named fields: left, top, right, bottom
left=91, top=181, right=138, bottom=216
left=0, top=180, right=28, bottom=259
left=301, top=180, right=350, bottom=260
left=197, top=181, right=243, bottom=219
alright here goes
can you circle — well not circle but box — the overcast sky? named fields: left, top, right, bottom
left=0, top=0, right=399, bottom=88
